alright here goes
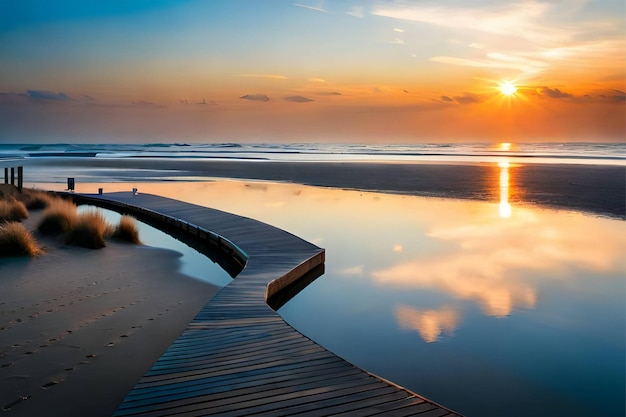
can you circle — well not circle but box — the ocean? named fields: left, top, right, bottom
left=0, top=141, right=624, bottom=165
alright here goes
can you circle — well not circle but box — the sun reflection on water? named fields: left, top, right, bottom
left=498, top=161, right=512, bottom=218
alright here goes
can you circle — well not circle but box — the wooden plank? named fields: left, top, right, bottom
left=68, top=192, right=464, bottom=417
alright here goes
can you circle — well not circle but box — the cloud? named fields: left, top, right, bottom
left=430, top=54, right=547, bottom=73
left=538, top=86, right=572, bottom=99
left=293, top=3, right=329, bottom=13
left=453, top=93, right=484, bottom=104
left=609, top=90, right=626, bottom=102
left=316, top=91, right=342, bottom=96
left=237, top=74, right=287, bottom=80
left=180, top=98, right=218, bottom=105
left=374, top=2, right=624, bottom=78
left=440, top=95, right=454, bottom=103
left=345, top=6, right=364, bottom=18
left=131, top=100, right=163, bottom=108
left=240, top=94, right=270, bottom=102
left=284, top=95, right=314, bottom=103
left=371, top=2, right=557, bottom=42
left=27, top=90, right=72, bottom=101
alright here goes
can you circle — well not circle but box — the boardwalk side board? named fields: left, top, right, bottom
left=66, top=192, right=463, bottom=417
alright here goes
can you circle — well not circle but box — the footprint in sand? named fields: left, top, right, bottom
left=40, top=380, right=59, bottom=389
left=2, top=395, right=31, bottom=411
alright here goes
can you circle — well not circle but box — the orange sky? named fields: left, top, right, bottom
left=0, top=1, right=624, bottom=143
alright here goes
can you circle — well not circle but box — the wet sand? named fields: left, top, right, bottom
left=22, top=158, right=626, bottom=219
left=0, top=212, right=220, bottom=416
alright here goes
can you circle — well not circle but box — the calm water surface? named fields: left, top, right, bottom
left=48, top=179, right=625, bottom=417
left=76, top=205, right=232, bottom=287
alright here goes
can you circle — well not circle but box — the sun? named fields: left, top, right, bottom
left=499, top=81, right=517, bottom=96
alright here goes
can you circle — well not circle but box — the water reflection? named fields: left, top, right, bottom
left=371, top=205, right=622, bottom=320
left=396, top=304, right=460, bottom=343
left=498, top=161, right=511, bottom=218
left=36, top=178, right=625, bottom=416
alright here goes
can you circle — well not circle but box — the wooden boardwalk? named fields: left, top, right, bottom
left=69, top=192, right=463, bottom=417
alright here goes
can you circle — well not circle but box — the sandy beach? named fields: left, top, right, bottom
left=0, top=211, right=220, bottom=416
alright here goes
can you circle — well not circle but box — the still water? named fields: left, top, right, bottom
left=54, top=179, right=624, bottom=417
left=76, top=205, right=232, bottom=287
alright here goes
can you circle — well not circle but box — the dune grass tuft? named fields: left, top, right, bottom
left=37, top=198, right=78, bottom=235
left=66, top=210, right=114, bottom=249
left=18, top=189, right=54, bottom=210
left=112, top=215, right=142, bottom=244
left=0, top=198, right=29, bottom=222
left=0, top=221, right=44, bottom=257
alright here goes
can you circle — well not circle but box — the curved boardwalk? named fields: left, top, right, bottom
left=70, top=192, right=463, bottom=417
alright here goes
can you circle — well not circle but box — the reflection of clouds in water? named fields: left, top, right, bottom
left=265, top=201, right=285, bottom=207
left=376, top=258, right=536, bottom=316
left=373, top=208, right=625, bottom=317
left=337, top=265, right=365, bottom=276
left=396, top=305, right=460, bottom=343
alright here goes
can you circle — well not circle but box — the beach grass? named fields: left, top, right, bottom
left=0, top=198, right=29, bottom=222
left=66, top=210, right=114, bottom=249
left=112, top=215, right=142, bottom=244
left=18, top=189, right=54, bottom=210
left=37, top=198, right=78, bottom=235
left=0, top=221, right=44, bottom=256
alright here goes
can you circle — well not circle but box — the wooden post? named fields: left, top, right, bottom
left=10, top=167, right=14, bottom=185
left=3, top=167, right=7, bottom=184
left=17, top=166, right=23, bottom=191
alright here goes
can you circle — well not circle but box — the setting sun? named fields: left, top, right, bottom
left=499, top=81, right=518, bottom=96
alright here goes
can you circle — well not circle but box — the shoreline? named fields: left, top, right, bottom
left=14, top=158, right=626, bottom=219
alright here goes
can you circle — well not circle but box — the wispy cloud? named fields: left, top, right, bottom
left=345, top=6, right=364, bottom=18
left=293, top=2, right=329, bottom=13
left=430, top=53, right=548, bottom=74
left=372, top=1, right=560, bottom=41
left=372, top=1, right=625, bottom=77
left=237, top=74, right=288, bottom=80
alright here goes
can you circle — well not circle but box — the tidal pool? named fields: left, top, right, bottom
left=52, top=180, right=625, bottom=417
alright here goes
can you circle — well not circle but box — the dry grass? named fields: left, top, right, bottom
left=0, top=221, right=44, bottom=257
left=0, top=198, right=29, bottom=222
left=112, top=215, right=142, bottom=244
left=38, top=198, right=78, bottom=235
left=66, top=210, right=114, bottom=249
left=18, top=189, right=54, bottom=210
